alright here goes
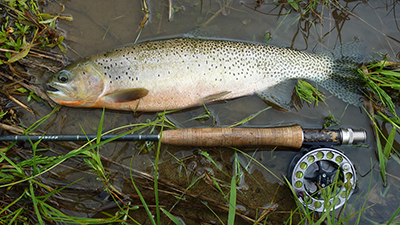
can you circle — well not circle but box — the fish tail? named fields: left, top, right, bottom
left=316, top=72, right=364, bottom=106
left=316, top=40, right=369, bottom=106
left=257, top=41, right=368, bottom=109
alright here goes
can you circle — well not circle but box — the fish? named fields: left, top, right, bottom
left=46, top=38, right=365, bottom=111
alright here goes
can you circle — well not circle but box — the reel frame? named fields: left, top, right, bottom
left=289, top=147, right=357, bottom=212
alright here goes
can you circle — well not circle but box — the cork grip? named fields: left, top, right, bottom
left=161, top=125, right=304, bottom=148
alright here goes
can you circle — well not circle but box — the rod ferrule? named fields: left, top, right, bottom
left=340, top=128, right=366, bottom=145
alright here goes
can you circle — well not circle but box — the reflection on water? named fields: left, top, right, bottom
left=11, top=0, right=400, bottom=223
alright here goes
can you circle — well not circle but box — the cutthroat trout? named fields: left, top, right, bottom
left=46, top=38, right=364, bottom=111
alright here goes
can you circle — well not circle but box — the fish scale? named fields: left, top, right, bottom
left=46, top=38, right=365, bottom=111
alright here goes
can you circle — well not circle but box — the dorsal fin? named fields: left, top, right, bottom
left=104, top=88, right=149, bottom=102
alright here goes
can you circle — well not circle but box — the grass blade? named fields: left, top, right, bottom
left=0, top=191, right=25, bottom=215
left=375, top=126, right=387, bottom=184
left=228, top=152, right=238, bottom=225
left=202, top=201, right=225, bottom=225
left=154, top=118, right=165, bottom=225
left=160, top=208, right=183, bottom=225
left=97, top=107, right=105, bottom=145
left=229, top=106, right=272, bottom=127
left=386, top=205, right=400, bottom=225
left=384, top=126, right=397, bottom=159
left=29, top=181, right=44, bottom=224
left=129, top=156, right=156, bottom=225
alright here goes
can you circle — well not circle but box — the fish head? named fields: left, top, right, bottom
left=46, top=61, right=105, bottom=107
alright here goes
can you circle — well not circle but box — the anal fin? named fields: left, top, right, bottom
left=256, top=80, right=298, bottom=110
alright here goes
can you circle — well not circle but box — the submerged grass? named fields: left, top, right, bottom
left=1, top=102, right=286, bottom=224
left=0, top=111, right=247, bottom=223
left=0, top=108, right=174, bottom=223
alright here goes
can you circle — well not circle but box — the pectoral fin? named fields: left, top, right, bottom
left=104, top=88, right=149, bottom=103
left=199, top=91, right=231, bottom=103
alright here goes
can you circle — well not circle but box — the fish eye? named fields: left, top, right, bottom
left=57, top=71, right=70, bottom=83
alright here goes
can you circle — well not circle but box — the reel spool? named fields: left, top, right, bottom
left=289, top=147, right=356, bottom=212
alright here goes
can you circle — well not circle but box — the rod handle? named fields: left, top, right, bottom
left=161, top=125, right=303, bottom=148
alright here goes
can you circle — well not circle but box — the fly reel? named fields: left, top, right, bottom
left=288, top=147, right=357, bottom=212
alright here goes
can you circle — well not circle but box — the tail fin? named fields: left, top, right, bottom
left=316, top=74, right=364, bottom=106
left=316, top=40, right=368, bottom=106
left=257, top=41, right=369, bottom=109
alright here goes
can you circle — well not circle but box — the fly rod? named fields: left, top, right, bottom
left=0, top=125, right=366, bottom=148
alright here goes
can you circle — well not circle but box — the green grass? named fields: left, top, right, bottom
left=0, top=114, right=199, bottom=223
left=0, top=105, right=274, bottom=224
left=0, top=108, right=176, bottom=224
left=0, top=108, right=128, bottom=223
left=295, top=80, right=326, bottom=107
left=359, top=59, right=400, bottom=184
left=0, top=0, right=71, bottom=65
left=227, top=152, right=238, bottom=225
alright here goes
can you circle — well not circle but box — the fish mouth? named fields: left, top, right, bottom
left=45, top=83, right=80, bottom=105
left=45, top=83, right=69, bottom=99
left=46, top=84, right=59, bottom=93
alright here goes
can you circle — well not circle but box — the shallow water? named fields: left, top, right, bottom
left=13, top=0, right=400, bottom=224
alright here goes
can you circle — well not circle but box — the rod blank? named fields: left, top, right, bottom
left=0, top=134, right=159, bottom=142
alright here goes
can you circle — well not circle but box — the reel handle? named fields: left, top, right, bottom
left=161, top=125, right=304, bottom=148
